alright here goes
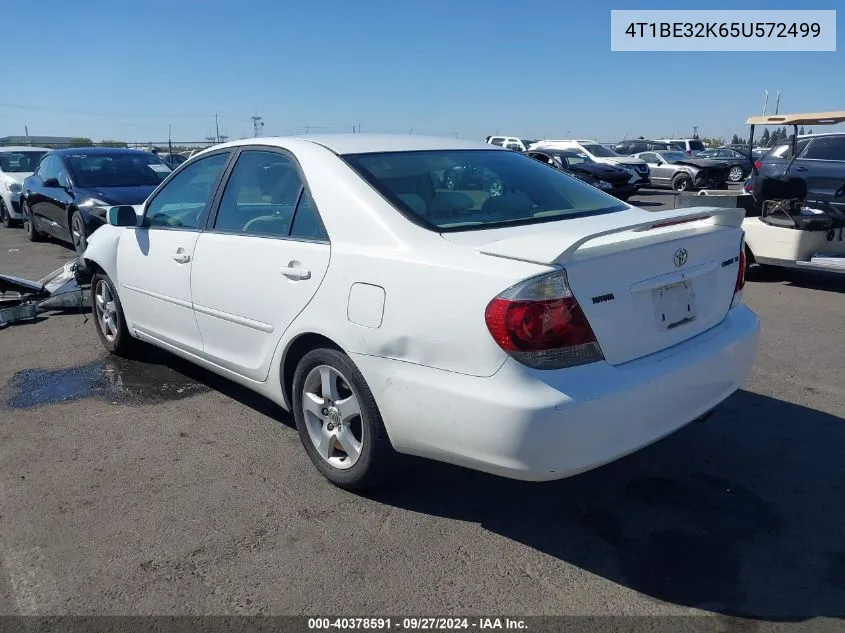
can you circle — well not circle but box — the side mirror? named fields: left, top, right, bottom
left=42, top=177, right=61, bottom=188
left=107, top=206, right=138, bottom=227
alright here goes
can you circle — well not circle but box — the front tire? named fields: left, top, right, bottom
left=22, top=202, right=43, bottom=241
left=91, top=273, right=135, bottom=356
left=0, top=199, right=17, bottom=228
left=672, top=173, right=692, bottom=192
left=70, top=210, right=89, bottom=256
left=292, top=348, right=396, bottom=490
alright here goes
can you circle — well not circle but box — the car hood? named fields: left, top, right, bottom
left=77, top=185, right=157, bottom=206
left=570, top=163, right=630, bottom=180
left=671, top=158, right=729, bottom=169
left=602, top=156, right=647, bottom=166
left=1, top=172, right=33, bottom=185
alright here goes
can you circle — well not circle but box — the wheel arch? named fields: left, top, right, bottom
left=280, top=332, right=344, bottom=409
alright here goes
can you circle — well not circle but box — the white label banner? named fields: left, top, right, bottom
left=611, top=10, right=836, bottom=51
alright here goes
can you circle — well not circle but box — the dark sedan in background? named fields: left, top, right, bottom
left=692, top=147, right=753, bottom=182
left=526, top=149, right=637, bottom=201
left=21, top=148, right=172, bottom=254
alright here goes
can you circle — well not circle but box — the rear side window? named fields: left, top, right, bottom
left=488, top=138, right=505, bottom=146
left=688, top=140, right=705, bottom=152
left=214, top=150, right=302, bottom=235
left=802, top=136, right=845, bottom=161
left=342, top=149, right=626, bottom=232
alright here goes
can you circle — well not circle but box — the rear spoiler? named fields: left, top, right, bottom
left=477, top=206, right=745, bottom=266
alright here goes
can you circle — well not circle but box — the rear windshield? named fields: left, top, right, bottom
left=0, top=151, right=47, bottom=172
left=582, top=144, right=619, bottom=157
left=688, top=140, right=705, bottom=151
left=342, top=149, right=627, bottom=232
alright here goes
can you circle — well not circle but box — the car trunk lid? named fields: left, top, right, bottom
left=442, top=205, right=745, bottom=365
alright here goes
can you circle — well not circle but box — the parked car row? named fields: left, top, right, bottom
left=0, top=146, right=173, bottom=254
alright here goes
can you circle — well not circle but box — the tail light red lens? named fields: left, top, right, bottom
left=754, top=160, right=762, bottom=170
left=484, top=270, right=604, bottom=369
left=736, top=246, right=747, bottom=293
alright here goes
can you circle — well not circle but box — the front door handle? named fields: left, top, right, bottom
left=172, top=251, right=191, bottom=263
left=795, top=166, right=808, bottom=172
left=282, top=261, right=311, bottom=280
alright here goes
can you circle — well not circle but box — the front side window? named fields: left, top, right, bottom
left=37, top=155, right=59, bottom=180
left=343, top=149, right=626, bottom=232
left=639, top=152, right=659, bottom=163
left=145, top=152, right=230, bottom=229
left=214, top=150, right=303, bottom=236
left=0, top=151, right=48, bottom=173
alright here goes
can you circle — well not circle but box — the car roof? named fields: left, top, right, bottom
left=52, top=147, right=156, bottom=156
left=0, top=146, right=52, bottom=152
left=272, top=134, right=500, bottom=155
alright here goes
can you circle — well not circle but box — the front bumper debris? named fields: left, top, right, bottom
left=0, top=258, right=92, bottom=327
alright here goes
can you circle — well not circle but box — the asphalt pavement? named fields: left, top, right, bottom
left=1, top=190, right=844, bottom=628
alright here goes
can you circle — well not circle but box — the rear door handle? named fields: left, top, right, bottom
left=172, top=251, right=191, bottom=263
left=796, top=166, right=808, bottom=172
left=282, top=261, right=311, bottom=280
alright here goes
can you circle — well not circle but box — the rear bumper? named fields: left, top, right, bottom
left=354, top=303, right=760, bottom=481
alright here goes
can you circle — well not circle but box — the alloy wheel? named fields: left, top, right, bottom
left=301, top=365, right=364, bottom=469
left=94, top=279, right=119, bottom=342
left=71, top=214, right=87, bottom=254
left=729, top=166, right=744, bottom=182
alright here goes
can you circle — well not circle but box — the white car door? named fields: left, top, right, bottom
left=189, top=148, right=331, bottom=381
left=116, top=150, right=232, bottom=354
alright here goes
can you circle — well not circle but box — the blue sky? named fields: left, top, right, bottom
left=1, top=0, right=842, bottom=144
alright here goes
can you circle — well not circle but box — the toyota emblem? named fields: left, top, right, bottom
left=674, top=248, right=688, bottom=267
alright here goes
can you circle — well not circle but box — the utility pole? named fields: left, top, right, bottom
left=762, top=90, right=769, bottom=115
left=251, top=114, right=264, bottom=137
left=25, top=125, right=30, bottom=146
left=215, top=113, right=220, bottom=143
left=774, top=90, right=781, bottom=115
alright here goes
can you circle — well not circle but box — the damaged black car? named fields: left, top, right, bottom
left=526, top=149, right=637, bottom=201
left=632, top=150, right=730, bottom=192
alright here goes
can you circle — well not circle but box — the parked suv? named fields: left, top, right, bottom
left=484, top=136, right=537, bottom=152
left=655, top=138, right=706, bottom=156
left=614, top=139, right=685, bottom=155
left=753, top=133, right=845, bottom=212
left=529, top=140, right=651, bottom=188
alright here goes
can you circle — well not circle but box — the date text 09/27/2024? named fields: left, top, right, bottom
left=307, top=618, right=528, bottom=630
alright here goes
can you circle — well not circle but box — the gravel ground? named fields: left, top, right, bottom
left=0, top=191, right=843, bottom=629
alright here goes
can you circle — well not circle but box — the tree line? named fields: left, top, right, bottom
left=729, top=126, right=812, bottom=147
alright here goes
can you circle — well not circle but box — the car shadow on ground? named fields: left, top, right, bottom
left=105, top=346, right=845, bottom=622
left=748, top=267, right=845, bottom=294
left=366, top=390, right=845, bottom=622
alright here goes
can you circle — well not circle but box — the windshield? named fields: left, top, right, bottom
left=0, top=151, right=48, bottom=173
left=581, top=144, right=619, bottom=158
left=342, top=149, right=627, bottom=232
left=661, top=151, right=688, bottom=162
left=65, top=152, right=172, bottom=188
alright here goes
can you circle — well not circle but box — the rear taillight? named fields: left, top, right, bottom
left=733, top=237, right=746, bottom=308
left=484, top=270, right=604, bottom=370
left=754, top=160, right=762, bottom=170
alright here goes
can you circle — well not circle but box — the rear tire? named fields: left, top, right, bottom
left=22, top=202, right=43, bottom=241
left=292, top=348, right=397, bottom=491
left=91, top=272, right=135, bottom=357
left=728, top=165, right=745, bottom=182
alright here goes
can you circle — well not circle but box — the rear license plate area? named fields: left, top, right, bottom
left=653, top=281, right=696, bottom=329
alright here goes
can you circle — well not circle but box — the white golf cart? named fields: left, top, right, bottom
left=743, top=111, right=845, bottom=274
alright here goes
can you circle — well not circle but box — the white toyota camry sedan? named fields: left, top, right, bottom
left=81, top=134, right=760, bottom=490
